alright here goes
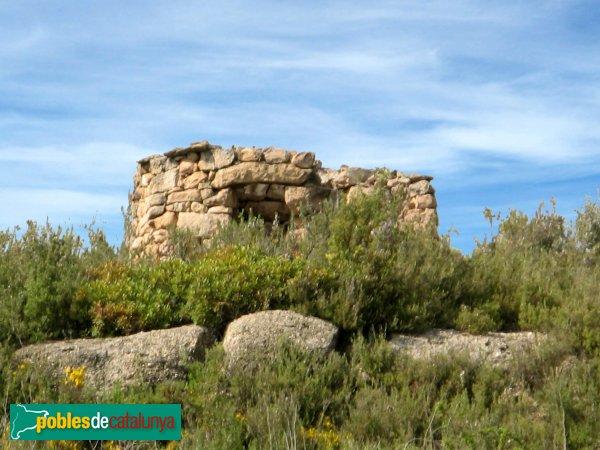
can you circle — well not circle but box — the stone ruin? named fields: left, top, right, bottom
left=128, top=140, right=438, bottom=257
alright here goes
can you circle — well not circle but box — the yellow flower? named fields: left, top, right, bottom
left=301, top=417, right=343, bottom=449
left=235, top=411, right=246, bottom=422
left=64, top=366, right=85, bottom=388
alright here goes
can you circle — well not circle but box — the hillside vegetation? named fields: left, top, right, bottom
left=2, top=187, right=600, bottom=449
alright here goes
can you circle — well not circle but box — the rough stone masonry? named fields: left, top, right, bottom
left=128, top=140, right=438, bottom=257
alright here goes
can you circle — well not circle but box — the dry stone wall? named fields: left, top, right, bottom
left=129, top=140, right=438, bottom=257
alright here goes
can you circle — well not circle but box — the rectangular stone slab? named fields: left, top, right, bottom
left=211, top=162, right=312, bottom=189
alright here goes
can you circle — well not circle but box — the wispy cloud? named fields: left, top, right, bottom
left=1, top=0, right=599, bottom=252
left=0, top=188, right=123, bottom=229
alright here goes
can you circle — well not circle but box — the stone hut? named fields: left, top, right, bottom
left=128, top=140, right=438, bottom=257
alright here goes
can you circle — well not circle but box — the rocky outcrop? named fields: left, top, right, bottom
left=15, top=325, right=214, bottom=390
left=129, top=140, right=438, bottom=258
left=222, top=310, right=339, bottom=367
left=389, top=329, right=545, bottom=367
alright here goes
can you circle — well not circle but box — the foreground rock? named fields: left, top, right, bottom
left=223, top=310, right=339, bottom=367
left=389, top=329, right=545, bottom=367
left=15, top=325, right=214, bottom=390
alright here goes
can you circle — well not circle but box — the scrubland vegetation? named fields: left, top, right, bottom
left=2, top=186, right=600, bottom=448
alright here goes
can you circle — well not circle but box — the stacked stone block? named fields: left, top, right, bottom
left=129, top=140, right=438, bottom=257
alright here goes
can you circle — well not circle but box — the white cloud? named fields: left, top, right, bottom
left=1, top=0, right=599, bottom=251
left=0, top=142, right=149, bottom=187
left=0, top=188, right=124, bottom=230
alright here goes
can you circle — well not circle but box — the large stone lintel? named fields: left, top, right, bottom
left=211, top=162, right=313, bottom=189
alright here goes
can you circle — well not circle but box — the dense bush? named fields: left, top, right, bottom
left=289, top=188, right=468, bottom=333
left=81, top=258, right=193, bottom=336
left=81, top=246, right=314, bottom=335
left=0, top=222, right=115, bottom=345
left=2, top=335, right=596, bottom=449
left=84, top=188, right=470, bottom=336
left=458, top=199, right=600, bottom=358
left=182, top=246, right=307, bottom=331
left=4, top=189, right=600, bottom=448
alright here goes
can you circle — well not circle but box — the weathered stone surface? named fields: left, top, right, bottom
left=239, top=147, right=262, bottom=162
left=211, top=162, right=312, bottom=189
left=264, top=147, right=291, bottom=164
left=130, top=141, right=438, bottom=258
left=146, top=193, right=166, bottom=207
left=197, top=148, right=236, bottom=171
left=291, top=152, right=315, bottom=169
left=407, top=173, right=434, bottom=183
left=347, top=185, right=375, bottom=202
left=199, top=186, right=215, bottom=200
left=197, top=150, right=216, bottom=171
left=315, top=168, right=335, bottom=186
left=185, top=152, right=200, bottom=163
left=245, top=201, right=290, bottom=222
left=137, top=154, right=162, bottom=165
left=153, top=211, right=177, bottom=229
left=284, top=186, right=319, bottom=213
left=182, top=171, right=208, bottom=190
left=141, top=173, right=154, bottom=187
left=177, top=212, right=203, bottom=230
left=387, top=176, right=410, bottom=189
left=149, top=156, right=178, bottom=174
left=164, top=141, right=211, bottom=158
left=411, top=194, right=437, bottom=209
left=167, top=202, right=190, bottom=213
left=132, top=188, right=147, bottom=203
left=15, top=326, right=215, bottom=389
left=147, top=205, right=165, bottom=220
left=208, top=206, right=234, bottom=214
left=178, top=212, right=232, bottom=238
left=152, top=229, right=169, bottom=244
left=130, top=236, right=144, bottom=251
left=239, top=183, right=269, bottom=201
left=162, top=147, right=187, bottom=158
left=389, top=329, right=545, bottom=367
left=167, top=189, right=202, bottom=204
left=214, top=148, right=236, bottom=169
left=204, top=188, right=237, bottom=208
left=179, top=160, right=197, bottom=177
left=191, top=202, right=207, bottom=213
left=135, top=202, right=148, bottom=219
left=266, top=184, right=286, bottom=201
left=188, top=140, right=211, bottom=151
left=223, top=310, right=338, bottom=367
left=403, top=208, right=438, bottom=227
left=332, top=167, right=374, bottom=189
left=149, top=169, right=178, bottom=194
left=408, top=180, right=435, bottom=196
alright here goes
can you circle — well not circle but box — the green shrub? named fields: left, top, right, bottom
left=455, top=304, right=500, bottom=334
left=81, top=258, right=193, bottom=336
left=294, top=188, right=468, bottom=333
left=183, top=246, right=306, bottom=332
left=0, top=222, right=116, bottom=344
left=463, top=203, right=575, bottom=333
left=575, top=197, right=600, bottom=254
left=81, top=245, right=314, bottom=336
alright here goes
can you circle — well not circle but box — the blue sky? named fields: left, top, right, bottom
left=1, top=0, right=599, bottom=253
